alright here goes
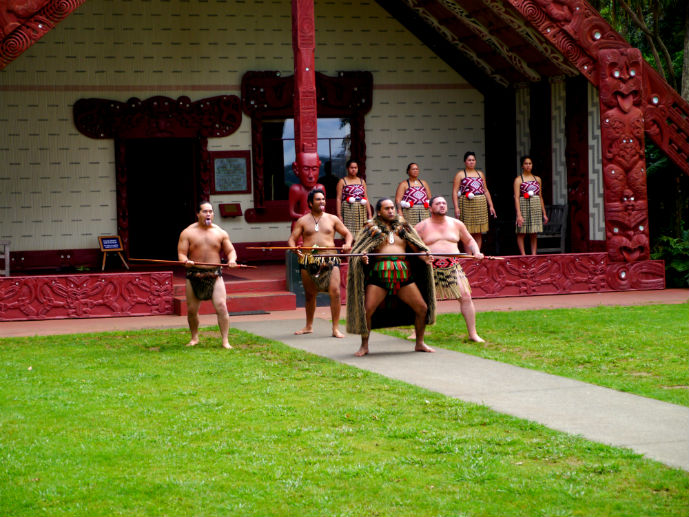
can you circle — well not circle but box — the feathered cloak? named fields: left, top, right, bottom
left=346, top=216, right=436, bottom=335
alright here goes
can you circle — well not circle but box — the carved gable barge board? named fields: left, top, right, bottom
left=504, top=0, right=689, bottom=174
left=375, top=0, right=508, bottom=94
left=0, top=0, right=87, bottom=70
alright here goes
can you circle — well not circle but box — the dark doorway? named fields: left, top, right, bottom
left=124, top=138, right=199, bottom=260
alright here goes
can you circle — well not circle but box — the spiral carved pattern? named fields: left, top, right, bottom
left=0, top=28, right=31, bottom=64
left=0, top=0, right=86, bottom=70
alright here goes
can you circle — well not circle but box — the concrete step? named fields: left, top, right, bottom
left=173, top=277, right=286, bottom=296
left=173, top=290, right=296, bottom=316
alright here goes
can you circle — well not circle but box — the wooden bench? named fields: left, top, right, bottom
left=537, top=204, right=568, bottom=253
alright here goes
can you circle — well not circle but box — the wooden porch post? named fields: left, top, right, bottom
left=292, top=0, right=318, bottom=158
left=597, top=48, right=651, bottom=263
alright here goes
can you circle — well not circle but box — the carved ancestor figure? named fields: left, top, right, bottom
left=598, top=48, right=650, bottom=262
left=289, top=151, right=326, bottom=223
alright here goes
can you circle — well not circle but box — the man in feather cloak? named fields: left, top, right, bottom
left=346, top=198, right=436, bottom=356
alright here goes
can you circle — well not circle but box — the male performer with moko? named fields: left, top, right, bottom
left=288, top=188, right=353, bottom=338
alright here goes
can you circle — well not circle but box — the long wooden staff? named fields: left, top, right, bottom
left=246, top=246, right=344, bottom=251
left=129, top=258, right=257, bottom=268
left=313, top=252, right=504, bottom=260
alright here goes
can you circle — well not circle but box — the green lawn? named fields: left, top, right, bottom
left=1, top=319, right=688, bottom=516
left=383, top=303, right=689, bottom=406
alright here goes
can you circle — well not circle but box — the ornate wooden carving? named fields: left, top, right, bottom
left=505, top=0, right=689, bottom=175
left=399, top=0, right=510, bottom=86
left=241, top=71, right=373, bottom=210
left=643, top=64, right=689, bottom=170
left=598, top=48, right=650, bottom=262
left=0, top=272, right=174, bottom=321
left=0, top=0, right=86, bottom=70
left=291, top=0, right=317, bottom=155
left=73, top=95, right=242, bottom=252
left=339, top=253, right=663, bottom=301
left=460, top=254, right=663, bottom=297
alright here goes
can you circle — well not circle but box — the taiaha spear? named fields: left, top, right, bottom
left=129, top=258, right=257, bottom=269
left=312, top=252, right=504, bottom=260
left=245, top=246, right=345, bottom=251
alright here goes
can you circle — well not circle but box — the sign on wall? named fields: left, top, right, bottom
left=211, top=150, right=251, bottom=194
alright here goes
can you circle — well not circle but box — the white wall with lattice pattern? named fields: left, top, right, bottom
left=0, top=0, right=483, bottom=251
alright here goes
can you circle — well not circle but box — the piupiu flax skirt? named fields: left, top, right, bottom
left=516, top=195, right=543, bottom=234
left=433, top=259, right=471, bottom=300
left=458, top=194, right=489, bottom=233
left=401, top=204, right=430, bottom=227
left=342, top=201, right=368, bottom=238
left=298, top=254, right=341, bottom=292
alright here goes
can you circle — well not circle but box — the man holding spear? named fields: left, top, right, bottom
left=346, top=198, right=436, bottom=356
left=414, top=196, right=484, bottom=342
left=288, top=188, right=353, bottom=338
left=177, top=200, right=237, bottom=349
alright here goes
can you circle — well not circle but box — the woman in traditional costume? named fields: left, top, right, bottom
left=452, top=151, right=496, bottom=251
left=395, top=162, right=431, bottom=226
left=336, top=159, right=372, bottom=238
left=513, top=155, right=548, bottom=255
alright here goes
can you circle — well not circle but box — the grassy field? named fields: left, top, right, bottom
left=384, top=303, right=689, bottom=406
left=1, top=314, right=688, bottom=516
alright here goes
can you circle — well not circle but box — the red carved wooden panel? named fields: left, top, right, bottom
left=0, top=272, right=174, bottom=321
left=0, top=0, right=86, bottom=70
left=598, top=48, right=650, bottom=262
left=73, top=95, right=242, bottom=254
left=505, top=0, right=689, bottom=175
left=338, top=253, right=663, bottom=303
left=292, top=0, right=317, bottom=155
left=460, top=253, right=663, bottom=297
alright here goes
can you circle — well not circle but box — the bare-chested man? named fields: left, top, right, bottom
left=347, top=198, right=435, bottom=356
left=288, top=188, right=353, bottom=338
left=414, top=196, right=484, bottom=342
left=177, top=201, right=237, bottom=349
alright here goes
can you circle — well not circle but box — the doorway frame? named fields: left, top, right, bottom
left=73, top=95, right=242, bottom=255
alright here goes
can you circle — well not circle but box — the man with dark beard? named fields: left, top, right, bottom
left=346, top=198, right=436, bottom=356
left=288, top=188, right=353, bottom=338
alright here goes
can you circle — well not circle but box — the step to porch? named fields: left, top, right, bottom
left=173, top=277, right=297, bottom=315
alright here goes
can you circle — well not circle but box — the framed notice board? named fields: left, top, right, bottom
left=98, top=235, right=123, bottom=252
left=211, top=150, right=251, bottom=194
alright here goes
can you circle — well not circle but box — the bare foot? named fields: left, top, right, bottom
left=415, top=342, right=435, bottom=353
left=294, top=327, right=313, bottom=335
left=222, top=342, right=233, bottom=349
left=469, top=334, right=485, bottom=343
left=332, top=329, right=345, bottom=338
left=185, top=339, right=199, bottom=347
left=407, top=331, right=416, bottom=341
left=354, top=345, right=369, bottom=357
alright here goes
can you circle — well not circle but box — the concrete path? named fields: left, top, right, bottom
left=234, top=318, right=689, bottom=471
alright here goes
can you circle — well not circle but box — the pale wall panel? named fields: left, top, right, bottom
left=0, top=0, right=479, bottom=250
